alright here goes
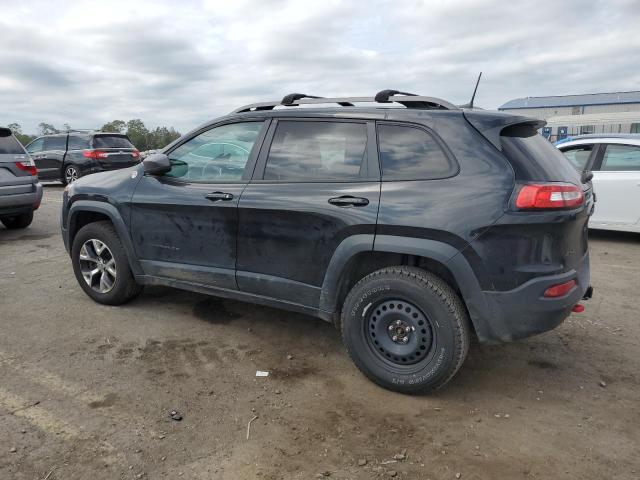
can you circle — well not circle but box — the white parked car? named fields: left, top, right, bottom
left=557, top=134, right=640, bottom=233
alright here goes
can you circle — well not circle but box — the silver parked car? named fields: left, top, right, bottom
left=0, top=127, right=43, bottom=229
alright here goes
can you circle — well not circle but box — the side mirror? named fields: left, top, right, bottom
left=143, top=153, right=171, bottom=175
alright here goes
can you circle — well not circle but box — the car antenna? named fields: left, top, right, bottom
left=460, top=72, right=482, bottom=109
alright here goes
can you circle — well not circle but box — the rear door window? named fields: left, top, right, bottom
left=377, top=124, right=455, bottom=180
left=92, top=135, right=135, bottom=149
left=44, top=136, right=66, bottom=151
left=263, top=121, right=367, bottom=181
left=560, top=144, right=594, bottom=171
left=0, top=130, right=25, bottom=154
left=601, top=144, right=640, bottom=171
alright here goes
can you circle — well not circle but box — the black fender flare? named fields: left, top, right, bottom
left=319, top=234, right=491, bottom=339
left=67, top=200, right=143, bottom=276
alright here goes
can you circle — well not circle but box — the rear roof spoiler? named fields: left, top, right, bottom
left=463, top=111, right=545, bottom=150
left=0, top=127, right=12, bottom=137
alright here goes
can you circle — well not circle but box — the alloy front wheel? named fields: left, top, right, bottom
left=79, top=239, right=117, bottom=293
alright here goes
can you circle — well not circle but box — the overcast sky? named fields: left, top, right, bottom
left=2, top=0, right=639, bottom=134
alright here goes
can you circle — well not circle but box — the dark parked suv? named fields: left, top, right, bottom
left=26, top=131, right=140, bottom=185
left=61, top=92, right=593, bottom=393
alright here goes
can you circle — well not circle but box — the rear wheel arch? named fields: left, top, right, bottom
left=320, top=235, right=489, bottom=338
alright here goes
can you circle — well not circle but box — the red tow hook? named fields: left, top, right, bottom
left=572, top=304, right=585, bottom=313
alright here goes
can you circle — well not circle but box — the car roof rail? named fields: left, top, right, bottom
left=281, top=93, right=354, bottom=107
left=232, top=92, right=459, bottom=113
left=60, top=128, right=95, bottom=134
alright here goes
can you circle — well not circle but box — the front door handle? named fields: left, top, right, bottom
left=328, top=195, right=369, bottom=207
left=205, top=191, right=234, bottom=202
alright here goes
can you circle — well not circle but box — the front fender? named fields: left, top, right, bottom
left=64, top=200, right=143, bottom=276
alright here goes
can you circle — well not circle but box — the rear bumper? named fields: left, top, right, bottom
left=472, top=252, right=590, bottom=343
left=0, top=182, right=43, bottom=215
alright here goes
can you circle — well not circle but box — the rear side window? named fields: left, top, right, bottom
left=264, top=121, right=367, bottom=181
left=0, top=130, right=25, bottom=154
left=44, top=136, right=66, bottom=151
left=560, top=144, right=594, bottom=171
left=68, top=135, right=90, bottom=150
left=501, top=124, right=580, bottom=182
left=601, top=144, right=640, bottom=171
left=92, top=135, right=134, bottom=149
left=377, top=124, right=455, bottom=180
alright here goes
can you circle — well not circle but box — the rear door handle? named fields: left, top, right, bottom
left=205, top=191, right=234, bottom=202
left=328, top=195, right=369, bottom=207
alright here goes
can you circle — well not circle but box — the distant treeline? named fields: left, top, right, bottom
left=7, top=120, right=181, bottom=151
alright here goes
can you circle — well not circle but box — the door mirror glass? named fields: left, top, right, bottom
left=143, top=153, right=171, bottom=175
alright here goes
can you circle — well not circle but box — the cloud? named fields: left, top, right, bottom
left=1, top=0, right=639, bottom=133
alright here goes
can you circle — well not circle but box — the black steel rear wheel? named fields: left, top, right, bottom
left=366, top=299, right=433, bottom=366
left=341, top=266, right=470, bottom=394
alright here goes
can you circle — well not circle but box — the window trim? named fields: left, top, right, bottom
left=251, top=117, right=379, bottom=183
left=159, top=118, right=270, bottom=185
left=375, top=121, right=460, bottom=182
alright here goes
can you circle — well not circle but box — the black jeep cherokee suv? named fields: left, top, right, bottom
left=26, top=131, right=140, bottom=185
left=61, top=92, right=593, bottom=393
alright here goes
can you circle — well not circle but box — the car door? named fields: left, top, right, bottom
left=30, top=135, right=67, bottom=180
left=590, top=143, right=640, bottom=227
left=130, top=120, right=268, bottom=289
left=236, top=118, right=381, bottom=308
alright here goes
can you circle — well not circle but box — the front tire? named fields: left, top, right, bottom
left=1, top=211, right=33, bottom=229
left=341, top=266, right=470, bottom=394
left=71, top=221, right=142, bottom=305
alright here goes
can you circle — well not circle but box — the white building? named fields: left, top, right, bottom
left=499, top=92, right=640, bottom=141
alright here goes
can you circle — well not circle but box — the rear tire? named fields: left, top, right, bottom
left=1, top=211, right=33, bottom=229
left=71, top=221, right=142, bottom=305
left=62, top=164, right=80, bottom=186
left=341, top=266, right=470, bottom=394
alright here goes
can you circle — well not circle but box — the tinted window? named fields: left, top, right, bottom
left=44, top=136, right=66, bottom=151
left=167, top=122, right=263, bottom=182
left=378, top=124, right=454, bottom=180
left=68, top=135, right=90, bottom=150
left=26, top=138, right=44, bottom=154
left=0, top=130, right=24, bottom=154
left=264, top=121, right=367, bottom=181
left=501, top=124, right=580, bottom=182
left=92, top=135, right=134, bottom=149
left=560, top=144, right=593, bottom=171
left=601, top=144, right=640, bottom=171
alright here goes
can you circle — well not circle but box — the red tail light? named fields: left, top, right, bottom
left=516, top=183, right=584, bottom=210
left=83, top=150, right=109, bottom=159
left=543, top=280, right=576, bottom=298
left=15, top=160, right=37, bottom=176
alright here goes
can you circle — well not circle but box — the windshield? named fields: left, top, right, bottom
left=92, top=135, right=135, bottom=149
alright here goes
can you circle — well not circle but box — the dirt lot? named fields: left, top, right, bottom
left=1, top=184, right=639, bottom=480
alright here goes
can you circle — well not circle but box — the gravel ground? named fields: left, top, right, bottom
left=1, top=184, right=639, bottom=480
